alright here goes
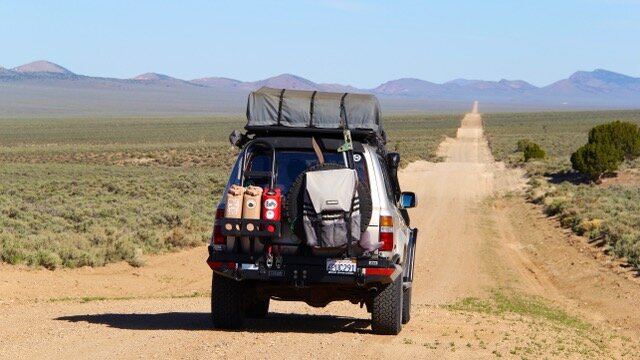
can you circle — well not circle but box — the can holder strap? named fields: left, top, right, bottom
left=219, top=218, right=282, bottom=237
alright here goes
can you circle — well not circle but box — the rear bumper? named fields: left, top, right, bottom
left=207, top=245, right=400, bottom=286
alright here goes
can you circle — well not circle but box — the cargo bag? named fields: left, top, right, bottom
left=302, top=168, right=361, bottom=249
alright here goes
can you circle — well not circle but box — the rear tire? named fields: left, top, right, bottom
left=211, top=273, right=244, bottom=329
left=245, top=297, right=270, bottom=319
left=371, top=274, right=403, bottom=335
left=402, top=286, right=412, bottom=324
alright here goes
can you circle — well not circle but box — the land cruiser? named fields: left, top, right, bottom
left=207, top=88, right=418, bottom=335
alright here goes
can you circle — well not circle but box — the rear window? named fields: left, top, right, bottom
left=241, top=150, right=368, bottom=194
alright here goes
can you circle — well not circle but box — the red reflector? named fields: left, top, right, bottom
left=207, top=261, right=237, bottom=270
left=364, top=267, right=395, bottom=276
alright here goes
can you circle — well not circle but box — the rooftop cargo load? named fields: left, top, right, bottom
left=246, top=87, right=384, bottom=143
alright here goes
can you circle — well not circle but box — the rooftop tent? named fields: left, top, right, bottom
left=246, top=87, right=383, bottom=137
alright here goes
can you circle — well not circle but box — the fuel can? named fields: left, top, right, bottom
left=262, top=188, right=281, bottom=225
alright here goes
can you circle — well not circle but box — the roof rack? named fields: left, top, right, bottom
left=245, top=87, right=385, bottom=147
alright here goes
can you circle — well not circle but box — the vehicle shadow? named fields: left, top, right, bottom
left=55, top=312, right=371, bottom=334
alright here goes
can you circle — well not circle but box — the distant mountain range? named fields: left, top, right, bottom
left=1, top=60, right=639, bottom=117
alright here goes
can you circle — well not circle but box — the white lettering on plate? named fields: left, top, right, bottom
left=326, top=259, right=356, bottom=274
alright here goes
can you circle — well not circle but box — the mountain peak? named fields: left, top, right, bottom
left=569, top=69, right=637, bottom=84
left=249, top=73, right=320, bottom=91
left=446, top=78, right=480, bottom=86
left=132, top=72, right=176, bottom=81
left=12, top=60, right=74, bottom=75
left=190, top=76, right=242, bottom=87
left=374, top=78, right=440, bottom=96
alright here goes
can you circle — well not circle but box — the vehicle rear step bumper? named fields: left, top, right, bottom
left=207, top=246, right=400, bottom=286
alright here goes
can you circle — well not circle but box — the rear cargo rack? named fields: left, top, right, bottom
left=219, top=218, right=282, bottom=238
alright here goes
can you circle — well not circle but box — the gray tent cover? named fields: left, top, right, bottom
left=246, top=87, right=382, bottom=135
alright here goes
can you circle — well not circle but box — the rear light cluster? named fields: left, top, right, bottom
left=379, top=216, right=394, bottom=251
left=211, top=208, right=226, bottom=245
left=363, top=267, right=394, bottom=276
left=207, top=261, right=237, bottom=270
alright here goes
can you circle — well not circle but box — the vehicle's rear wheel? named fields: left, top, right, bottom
left=245, top=297, right=270, bottom=319
left=371, top=274, right=403, bottom=335
left=211, top=273, right=244, bottom=329
left=402, top=286, right=412, bottom=324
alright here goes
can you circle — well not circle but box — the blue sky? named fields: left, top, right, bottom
left=2, top=0, right=639, bottom=87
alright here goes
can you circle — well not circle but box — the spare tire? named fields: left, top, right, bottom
left=286, top=163, right=373, bottom=239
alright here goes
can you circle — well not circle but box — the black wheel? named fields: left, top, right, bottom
left=286, top=163, right=373, bottom=237
left=211, top=273, right=244, bottom=329
left=371, top=274, right=403, bottom=335
left=245, top=297, right=270, bottom=319
left=402, top=286, right=412, bottom=324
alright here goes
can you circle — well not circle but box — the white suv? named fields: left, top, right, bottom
left=206, top=88, right=417, bottom=335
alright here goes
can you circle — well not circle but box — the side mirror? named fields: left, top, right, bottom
left=399, top=192, right=417, bottom=209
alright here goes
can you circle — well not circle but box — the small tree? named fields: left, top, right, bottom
left=588, top=121, right=640, bottom=160
left=571, top=121, right=640, bottom=182
left=571, top=142, right=623, bottom=181
left=523, top=142, right=545, bottom=162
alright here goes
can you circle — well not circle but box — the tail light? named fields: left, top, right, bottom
left=379, top=216, right=394, bottom=251
left=211, top=208, right=226, bottom=245
left=207, top=261, right=237, bottom=270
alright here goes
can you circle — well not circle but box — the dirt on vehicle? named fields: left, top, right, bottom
left=2, top=106, right=640, bottom=359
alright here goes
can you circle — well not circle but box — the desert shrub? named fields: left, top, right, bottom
left=544, top=197, right=567, bottom=216
left=571, top=121, right=640, bottom=181
left=0, top=238, right=27, bottom=265
left=515, top=139, right=533, bottom=152
left=587, top=121, right=640, bottom=160
left=571, top=142, right=623, bottom=181
left=604, top=223, right=640, bottom=267
left=128, top=248, right=145, bottom=267
left=575, top=218, right=603, bottom=236
left=523, top=142, right=546, bottom=162
left=33, top=250, right=62, bottom=270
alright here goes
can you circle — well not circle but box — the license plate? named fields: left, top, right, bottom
left=241, top=263, right=258, bottom=270
left=326, top=258, right=357, bottom=274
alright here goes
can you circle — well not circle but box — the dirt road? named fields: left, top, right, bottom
left=2, top=108, right=639, bottom=359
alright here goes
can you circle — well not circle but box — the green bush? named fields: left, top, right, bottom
left=571, top=142, right=622, bottom=181
left=523, top=142, right=546, bottom=162
left=544, top=198, right=567, bottom=216
left=571, top=121, right=640, bottom=181
left=515, top=139, right=533, bottom=152
left=588, top=121, right=640, bottom=160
